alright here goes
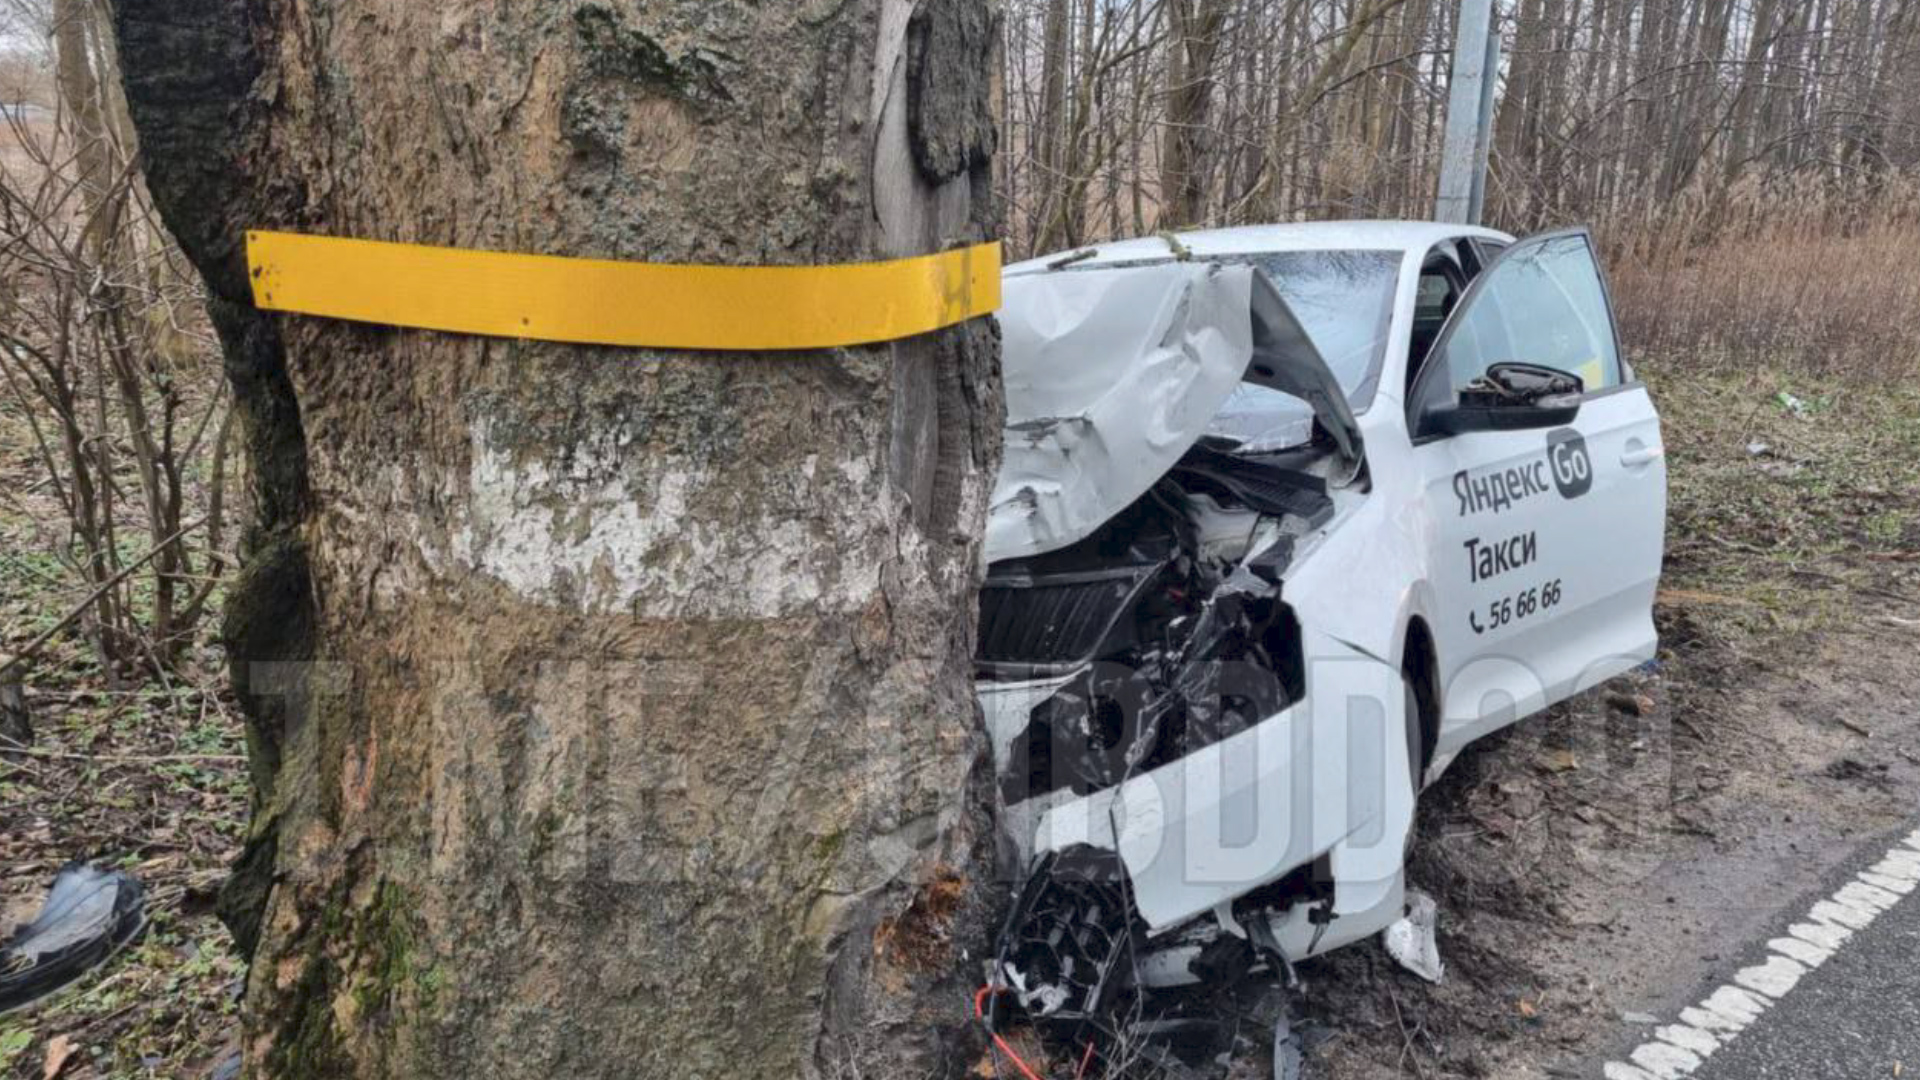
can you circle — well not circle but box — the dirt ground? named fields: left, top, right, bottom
left=4, top=358, right=1918, bottom=1079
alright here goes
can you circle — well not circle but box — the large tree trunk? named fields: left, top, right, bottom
left=109, top=1, right=1003, bottom=1077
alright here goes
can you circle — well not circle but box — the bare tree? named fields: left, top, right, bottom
left=0, top=0, right=228, bottom=681
left=1162, top=0, right=1229, bottom=226
left=994, top=0, right=1920, bottom=256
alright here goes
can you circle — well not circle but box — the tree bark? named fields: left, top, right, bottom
left=1162, top=0, right=1228, bottom=228
left=108, top=1, right=1003, bottom=1077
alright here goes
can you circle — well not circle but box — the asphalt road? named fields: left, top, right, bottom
left=1603, top=824, right=1920, bottom=1079
left=1691, top=875, right=1920, bottom=1078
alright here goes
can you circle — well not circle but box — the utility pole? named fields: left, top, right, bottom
left=1435, top=0, right=1501, bottom=224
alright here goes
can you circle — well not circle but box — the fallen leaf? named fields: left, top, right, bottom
left=1541, top=748, right=1580, bottom=773
left=43, top=1034, right=75, bottom=1080
left=1606, top=693, right=1656, bottom=717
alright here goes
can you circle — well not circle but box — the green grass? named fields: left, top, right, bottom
left=1645, top=356, right=1920, bottom=643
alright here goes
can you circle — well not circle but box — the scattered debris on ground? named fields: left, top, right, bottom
left=1382, top=892, right=1444, bottom=986
left=1, top=389, right=245, bottom=1078
left=1, top=864, right=148, bottom=1016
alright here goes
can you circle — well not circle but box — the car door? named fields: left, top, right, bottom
left=1407, top=229, right=1667, bottom=752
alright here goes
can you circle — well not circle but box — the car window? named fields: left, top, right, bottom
left=1206, top=249, right=1400, bottom=450
left=1415, top=272, right=1454, bottom=320
left=1426, top=232, right=1621, bottom=403
left=1408, top=250, right=1467, bottom=387
left=1233, top=250, right=1400, bottom=402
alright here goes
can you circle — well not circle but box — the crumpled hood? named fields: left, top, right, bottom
left=987, top=261, right=1362, bottom=563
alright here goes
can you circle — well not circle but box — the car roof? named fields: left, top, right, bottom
left=1005, top=220, right=1516, bottom=274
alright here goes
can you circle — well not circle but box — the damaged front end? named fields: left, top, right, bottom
left=976, top=260, right=1403, bottom=1069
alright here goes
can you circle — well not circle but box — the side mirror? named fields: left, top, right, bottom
left=1425, top=362, right=1584, bottom=436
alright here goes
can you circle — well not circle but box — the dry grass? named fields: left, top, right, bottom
left=1605, top=179, right=1920, bottom=378
left=0, top=113, right=47, bottom=173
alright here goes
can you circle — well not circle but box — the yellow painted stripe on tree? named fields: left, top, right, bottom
left=245, top=231, right=1002, bottom=351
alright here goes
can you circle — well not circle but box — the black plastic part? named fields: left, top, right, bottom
left=1171, top=443, right=1335, bottom=529
left=978, top=561, right=1170, bottom=670
left=1427, top=397, right=1581, bottom=434
left=996, top=846, right=1143, bottom=1034
left=0, top=863, right=147, bottom=1016
left=1429, top=362, right=1586, bottom=434
left=1245, top=537, right=1297, bottom=585
left=978, top=482, right=1196, bottom=673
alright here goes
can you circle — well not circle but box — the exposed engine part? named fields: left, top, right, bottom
left=981, top=426, right=1353, bottom=1076
left=993, top=845, right=1336, bottom=1077
left=1172, top=443, right=1335, bottom=529
left=983, top=471, right=1308, bottom=808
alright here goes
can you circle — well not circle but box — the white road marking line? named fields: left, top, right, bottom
left=1767, top=936, right=1831, bottom=966
left=1655, top=1025, right=1719, bottom=1055
left=1602, top=827, right=1920, bottom=1077
left=1733, top=954, right=1806, bottom=997
left=1700, top=985, right=1767, bottom=1027
left=1859, top=870, right=1913, bottom=894
left=1871, top=850, right=1920, bottom=879
left=1678, top=1004, right=1744, bottom=1035
left=1835, top=880, right=1900, bottom=912
left=1632, top=1040, right=1703, bottom=1078
left=1787, top=920, right=1850, bottom=951
left=1874, top=849, right=1920, bottom=875
left=1809, top=896, right=1874, bottom=930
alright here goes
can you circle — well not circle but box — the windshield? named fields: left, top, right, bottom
left=1205, top=249, right=1400, bottom=451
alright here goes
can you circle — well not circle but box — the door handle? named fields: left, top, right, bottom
left=1620, top=446, right=1663, bottom=467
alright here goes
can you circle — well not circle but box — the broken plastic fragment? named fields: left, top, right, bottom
left=1381, top=889, right=1444, bottom=984
left=1272, top=1011, right=1305, bottom=1080
left=0, top=863, right=146, bottom=1015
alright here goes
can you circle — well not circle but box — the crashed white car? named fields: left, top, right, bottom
left=979, top=223, right=1667, bottom=1025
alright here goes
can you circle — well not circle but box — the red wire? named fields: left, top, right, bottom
left=1074, top=1039, right=1097, bottom=1079
left=974, top=985, right=1050, bottom=1080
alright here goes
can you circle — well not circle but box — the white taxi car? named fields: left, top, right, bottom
left=978, top=222, right=1667, bottom=1021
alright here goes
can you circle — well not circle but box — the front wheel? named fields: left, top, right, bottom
left=1401, top=675, right=1426, bottom=859
left=1403, top=675, right=1426, bottom=797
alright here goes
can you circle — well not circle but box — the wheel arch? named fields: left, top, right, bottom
left=1401, top=613, right=1441, bottom=777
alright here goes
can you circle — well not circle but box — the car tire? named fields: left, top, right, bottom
left=1402, top=675, right=1424, bottom=860
left=1403, top=675, right=1425, bottom=796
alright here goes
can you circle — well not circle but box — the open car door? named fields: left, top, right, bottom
left=1406, top=229, right=1667, bottom=756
